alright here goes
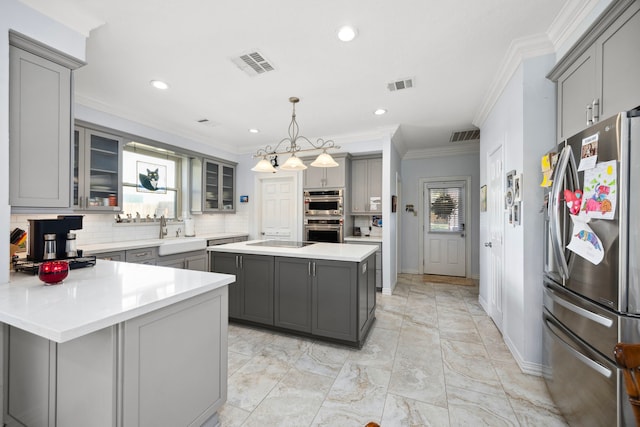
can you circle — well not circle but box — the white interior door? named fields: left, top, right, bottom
left=487, top=146, right=504, bottom=331
left=260, top=177, right=296, bottom=241
left=423, top=181, right=466, bottom=277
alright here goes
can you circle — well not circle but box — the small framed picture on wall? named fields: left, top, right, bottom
left=513, top=174, right=522, bottom=202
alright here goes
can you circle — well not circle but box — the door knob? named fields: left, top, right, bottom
left=484, top=242, right=492, bottom=248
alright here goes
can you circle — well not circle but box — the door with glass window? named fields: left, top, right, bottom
left=423, top=181, right=466, bottom=277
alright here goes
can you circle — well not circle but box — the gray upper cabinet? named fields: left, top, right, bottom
left=73, top=127, right=123, bottom=211
left=549, top=0, right=640, bottom=142
left=351, top=156, right=382, bottom=214
left=303, top=153, right=349, bottom=188
left=9, top=33, right=84, bottom=208
left=200, top=159, right=236, bottom=213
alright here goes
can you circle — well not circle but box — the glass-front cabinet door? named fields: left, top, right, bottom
left=201, top=159, right=235, bottom=213
left=74, top=127, right=123, bottom=211
left=204, top=159, right=219, bottom=210
left=222, top=165, right=234, bottom=211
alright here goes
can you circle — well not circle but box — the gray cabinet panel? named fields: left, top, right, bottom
left=303, top=154, right=349, bottom=188
left=599, top=4, right=640, bottom=119
left=122, top=290, right=227, bottom=427
left=210, top=253, right=273, bottom=324
left=93, top=250, right=125, bottom=261
left=351, top=157, right=382, bottom=214
left=211, top=253, right=241, bottom=318
left=275, top=257, right=312, bottom=332
left=185, top=253, right=207, bottom=271
left=241, top=255, right=274, bottom=325
left=9, top=46, right=71, bottom=208
left=201, top=159, right=236, bottom=213
left=557, top=48, right=596, bottom=141
left=312, top=259, right=357, bottom=341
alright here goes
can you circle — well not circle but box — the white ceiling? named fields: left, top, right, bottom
left=21, top=0, right=574, bottom=156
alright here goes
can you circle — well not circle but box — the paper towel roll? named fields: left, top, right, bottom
left=184, top=218, right=195, bottom=237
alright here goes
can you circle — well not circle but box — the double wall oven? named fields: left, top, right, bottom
left=303, top=189, right=343, bottom=243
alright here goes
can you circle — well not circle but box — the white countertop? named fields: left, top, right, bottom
left=0, top=261, right=234, bottom=343
left=82, top=232, right=249, bottom=254
left=208, top=240, right=378, bottom=262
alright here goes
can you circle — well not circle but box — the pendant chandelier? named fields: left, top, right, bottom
left=251, top=97, right=340, bottom=173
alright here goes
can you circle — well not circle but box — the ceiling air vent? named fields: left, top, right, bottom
left=196, top=118, right=218, bottom=128
left=231, top=51, right=275, bottom=76
left=449, top=129, right=480, bottom=143
left=387, top=78, right=414, bottom=92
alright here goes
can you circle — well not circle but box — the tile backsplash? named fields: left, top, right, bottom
left=353, top=215, right=383, bottom=237
left=11, top=205, right=250, bottom=248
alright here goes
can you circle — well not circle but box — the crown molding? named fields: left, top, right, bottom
left=546, top=0, right=602, bottom=54
left=403, top=142, right=479, bottom=160
left=473, top=33, right=554, bottom=128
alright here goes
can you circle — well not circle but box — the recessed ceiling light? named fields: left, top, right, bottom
left=337, top=26, right=357, bottom=42
left=248, top=128, right=260, bottom=134
left=150, top=80, right=169, bottom=90
left=374, top=109, right=387, bottom=116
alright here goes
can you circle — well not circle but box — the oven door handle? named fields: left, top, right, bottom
left=544, top=314, right=613, bottom=378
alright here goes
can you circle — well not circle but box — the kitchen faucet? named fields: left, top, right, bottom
left=159, top=215, right=167, bottom=239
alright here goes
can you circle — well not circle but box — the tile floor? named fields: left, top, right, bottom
left=219, top=274, right=567, bottom=426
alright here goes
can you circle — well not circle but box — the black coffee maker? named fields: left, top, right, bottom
left=27, top=216, right=83, bottom=261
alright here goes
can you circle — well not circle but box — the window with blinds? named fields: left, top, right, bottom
left=429, top=187, right=463, bottom=232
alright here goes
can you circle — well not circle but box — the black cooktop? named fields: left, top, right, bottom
left=247, top=240, right=316, bottom=248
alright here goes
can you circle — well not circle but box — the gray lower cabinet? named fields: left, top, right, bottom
left=6, top=289, right=227, bottom=427
left=124, top=247, right=157, bottom=265
left=157, top=250, right=207, bottom=271
left=215, top=252, right=376, bottom=347
left=312, top=259, right=358, bottom=342
left=274, top=257, right=312, bottom=333
left=211, top=253, right=274, bottom=325
left=93, top=250, right=125, bottom=261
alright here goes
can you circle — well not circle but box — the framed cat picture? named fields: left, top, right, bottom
left=137, top=161, right=167, bottom=194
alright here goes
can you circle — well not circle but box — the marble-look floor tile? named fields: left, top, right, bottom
left=441, top=338, right=505, bottom=398
left=217, top=274, right=566, bottom=426
left=437, top=307, right=483, bottom=344
left=227, top=345, right=301, bottom=411
left=447, top=385, right=519, bottom=426
left=217, top=403, right=250, bottom=427
left=294, top=340, right=353, bottom=378
left=242, top=367, right=334, bottom=427
left=381, top=393, right=451, bottom=426
left=321, top=361, right=391, bottom=418
left=348, top=326, right=399, bottom=369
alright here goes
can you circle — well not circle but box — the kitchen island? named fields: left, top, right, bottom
left=208, top=240, right=378, bottom=348
left=0, top=261, right=234, bottom=427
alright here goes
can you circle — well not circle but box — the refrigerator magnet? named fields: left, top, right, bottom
left=578, top=133, right=598, bottom=171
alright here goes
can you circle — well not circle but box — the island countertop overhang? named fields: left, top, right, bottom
left=207, top=240, right=378, bottom=262
left=0, top=260, right=234, bottom=343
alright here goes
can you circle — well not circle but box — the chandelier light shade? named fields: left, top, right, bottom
left=251, top=156, right=276, bottom=173
left=310, top=150, right=339, bottom=167
left=280, top=153, right=307, bottom=171
left=252, top=97, right=340, bottom=173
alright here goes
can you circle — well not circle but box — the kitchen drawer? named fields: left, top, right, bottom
left=125, top=247, right=158, bottom=263
left=93, top=250, right=125, bottom=262
left=207, top=238, right=235, bottom=246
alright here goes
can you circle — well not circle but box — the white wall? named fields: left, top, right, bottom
left=478, top=54, right=556, bottom=373
left=400, top=152, right=480, bottom=277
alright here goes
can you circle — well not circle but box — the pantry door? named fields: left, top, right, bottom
left=423, top=180, right=467, bottom=277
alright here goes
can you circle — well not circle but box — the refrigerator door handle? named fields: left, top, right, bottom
left=544, top=315, right=613, bottom=379
left=547, top=287, right=614, bottom=328
left=549, top=146, right=573, bottom=279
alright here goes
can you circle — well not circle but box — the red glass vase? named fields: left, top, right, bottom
left=38, top=261, right=69, bottom=285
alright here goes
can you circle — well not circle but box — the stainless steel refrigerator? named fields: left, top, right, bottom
left=543, top=109, right=640, bottom=426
